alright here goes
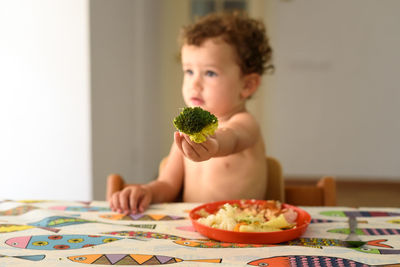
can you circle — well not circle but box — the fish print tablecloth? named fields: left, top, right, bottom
left=0, top=200, right=400, bottom=266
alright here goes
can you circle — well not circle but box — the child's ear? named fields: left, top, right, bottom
left=241, top=73, right=261, bottom=99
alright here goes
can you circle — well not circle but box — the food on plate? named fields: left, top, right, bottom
left=173, top=107, right=218, bottom=143
left=196, top=200, right=298, bottom=232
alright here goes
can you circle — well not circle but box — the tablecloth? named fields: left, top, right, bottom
left=0, top=200, right=399, bottom=266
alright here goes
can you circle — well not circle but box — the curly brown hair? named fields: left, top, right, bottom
left=179, top=11, right=274, bottom=75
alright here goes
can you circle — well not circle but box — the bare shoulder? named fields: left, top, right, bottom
left=224, top=111, right=261, bottom=133
left=230, top=111, right=258, bottom=122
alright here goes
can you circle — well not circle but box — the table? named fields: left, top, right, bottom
left=1, top=200, right=399, bottom=266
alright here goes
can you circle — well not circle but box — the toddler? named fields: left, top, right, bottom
left=109, top=11, right=274, bottom=214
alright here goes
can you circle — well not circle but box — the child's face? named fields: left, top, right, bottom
left=181, top=38, right=249, bottom=120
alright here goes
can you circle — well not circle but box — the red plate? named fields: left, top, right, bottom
left=189, top=199, right=311, bottom=244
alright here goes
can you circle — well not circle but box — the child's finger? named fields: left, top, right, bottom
left=182, top=134, right=211, bottom=160
left=181, top=138, right=200, bottom=160
left=120, top=189, right=132, bottom=214
left=128, top=187, right=144, bottom=214
left=182, top=133, right=207, bottom=150
left=111, top=192, right=121, bottom=213
left=138, top=193, right=151, bottom=213
left=182, top=133, right=194, bottom=145
left=177, top=132, right=200, bottom=159
left=200, top=136, right=218, bottom=155
left=109, top=195, right=114, bottom=210
left=191, top=143, right=209, bottom=159
left=129, top=191, right=139, bottom=214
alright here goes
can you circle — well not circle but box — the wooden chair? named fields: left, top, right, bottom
left=266, top=156, right=337, bottom=206
left=106, top=173, right=125, bottom=201
left=106, top=158, right=167, bottom=201
left=266, top=156, right=336, bottom=206
left=107, top=156, right=337, bottom=206
left=284, top=176, right=337, bottom=206
left=265, top=156, right=285, bottom=203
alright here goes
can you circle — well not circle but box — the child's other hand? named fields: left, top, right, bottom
left=109, top=185, right=152, bottom=215
left=174, top=131, right=218, bottom=162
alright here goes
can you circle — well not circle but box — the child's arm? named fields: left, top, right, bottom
left=109, top=143, right=184, bottom=214
left=175, top=112, right=260, bottom=162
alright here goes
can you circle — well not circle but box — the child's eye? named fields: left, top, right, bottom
left=205, top=70, right=217, bottom=77
left=184, top=69, right=193, bottom=75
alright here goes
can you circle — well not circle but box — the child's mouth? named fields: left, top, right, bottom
left=190, top=97, right=204, bottom=106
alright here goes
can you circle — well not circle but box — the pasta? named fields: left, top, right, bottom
left=196, top=201, right=298, bottom=232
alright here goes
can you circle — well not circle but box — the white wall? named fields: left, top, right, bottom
left=263, top=0, right=400, bottom=179
left=0, top=0, right=92, bottom=200
left=90, top=0, right=166, bottom=200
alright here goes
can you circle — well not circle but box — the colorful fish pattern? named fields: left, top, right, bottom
left=100, top=214, right=185, bottom=221
left=27, top=215, right=156, bottom=230
left=0, top=205, right=38, bottom=216
left=311, top=218, right=368, bottom=224
left=328, top=228, right=400, bottom=235
left=247, top=255, right=400, bottom=266
left=174, top=240, right=272, bottom=248
left=29, top=216, right=92, bottom=227
left=49, top=206, right=111, bottom=212
left=1, top=201, right=400, bottom=266
left=124, top=224, right=157, bottom=229
left=320, top=210, right=400, bottom=217
left=0, top=223, right=59, bottom=234
left=127, top=224, right=157, bottom=229
left=67, top=254, right=222, bottom=265
left=284, top=238, right=391, bottom=249
left=0, top=254, right=45, bottom=261
left=310, top=218, right=337, bottom=223
left=351, top=247, right=400, bottom=255
left=173, top=238, right=390, bottom=250
left=102, top=231, right=190, bottom=241
left=17, top=200, right=47, bottom=203
left=5, top=234, right=138, bottom=250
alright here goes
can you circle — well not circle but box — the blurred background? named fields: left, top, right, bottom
left=1, top=0, right=399, bottom=206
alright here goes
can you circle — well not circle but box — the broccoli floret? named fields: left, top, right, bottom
left=173, top=107, right=218, bottom=143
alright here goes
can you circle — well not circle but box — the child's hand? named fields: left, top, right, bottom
left=109, top=185, right=152, bottom=215
left=174, top=131, right=218, bottom=162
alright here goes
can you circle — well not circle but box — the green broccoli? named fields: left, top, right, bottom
left=173, top=107, right=218, bottom=143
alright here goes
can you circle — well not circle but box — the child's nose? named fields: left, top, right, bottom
left=192, top=75, right=203, bottom=91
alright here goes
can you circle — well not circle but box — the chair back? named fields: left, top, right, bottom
left=285, top=176, right=336, bottom=206
left=265, top=156, right=285, bottom=202
left=265, top=156, right=336, bottom=206
left=106, top=173, right=124, bottom=201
